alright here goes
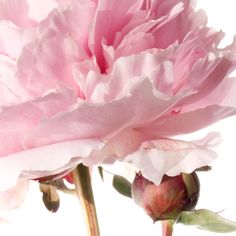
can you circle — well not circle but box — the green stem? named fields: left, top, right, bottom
left=161, top=220, right=174, bottom=236
left=72, top=164, right=100, bottom=236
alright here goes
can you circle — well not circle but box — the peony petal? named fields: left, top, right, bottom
left=84, top=129, right=148, bottom=166
left=179, top=57, right=233, bottom=107
left=150, top=1, right=207, bottom=48
left=0, top=139, right=103, bottom=191
left=88, top=0, right=143, bottom=72
left=0, top=21, right=35, bottom=59
left=0, top=179, right=28, bottom=211
left=0, top=0, right=35, bottom=27
left=23, top=79, right=188, bottom=149
left=0, top=55, right=30, bottom=106
left=88, top=48, right=177, bottom=101
left=113, top=2, right=185, bottom=59
left=17, top=1, right=96, bottom=96
left=124, top=133, right=219, bottom=184
left=138, top=105, right=236, bottom=137
left=183, top=76, right=236, bottom=113
left=27, top=0, right=58, bottom=22
left=0, top=89, right=76, bottom=156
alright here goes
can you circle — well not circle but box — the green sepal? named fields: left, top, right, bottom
left=177, top=209, right=236, bottom=233
left=112, top=175, right=132, bottom=198
left=98, top=166, right=104, bottom=181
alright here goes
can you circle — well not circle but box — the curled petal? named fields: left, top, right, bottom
left=0, top=179, right=28, bottom=211
left=0, top=139, right=103, bottom=192
left=0, top=0, right=31, bottom=26
left=139, top=105, right=236, bottom=137
left=23, top=79, right=188, bottom=149
left=124, top=133, right=219, bottom=184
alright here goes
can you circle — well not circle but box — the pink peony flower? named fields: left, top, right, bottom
left=0, top=0, right=236, bottom=209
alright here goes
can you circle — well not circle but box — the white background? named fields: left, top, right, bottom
left=1, top=1, right=236, bottom=235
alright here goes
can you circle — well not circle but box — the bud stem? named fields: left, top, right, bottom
left=73, top=164, right=100, bottom=236
left=161, top=220, right=174, bottom=236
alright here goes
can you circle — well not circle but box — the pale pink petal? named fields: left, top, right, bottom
left=87, top=48, right=177, bottom=102
left=114, top=2, right=184, bottom=59
left=149, top=2, right=207, bottom=49
left=0, top=89, right=76, bottom=156
left=55, top=0, right=77, bottom=6
left=0, top=0, right=35, bottom=26
left=17, top=35, right=81, bottom=95
left=0, top=139, right=103, bottom=192
left=180, top=57, right=233, bottom=106
left=0, top=180, right=28, bottom=211
left=87, top=129, right=219, bottom=184
left=84, top=129, right=147, bottom=166
left=88, top=0, right=143, bottom=72
left=0, top=55, right=30, bottom=106
left=17, top=1, right=96, bottom=96
left=23, top=79, right=188, bottom=149
left=135, top=56, right=236, bottom=138
left=138, top=105, right=236, bottom=137
left=124, top=133, right=219, bottom=184
left=0, top=21, right=35, bottom=59
left=0, top=0, right=57, bottom=26
left=183, top=76, right=236, bottom=113
left=27, top=0, right=58, bottom=22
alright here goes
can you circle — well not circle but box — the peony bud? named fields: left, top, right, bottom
left=131, top=172, right=200, bottom=222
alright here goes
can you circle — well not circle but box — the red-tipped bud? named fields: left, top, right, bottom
left=131, top=172, right=200, bottom=222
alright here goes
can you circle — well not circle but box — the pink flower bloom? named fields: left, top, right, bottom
left=0, top=0, right=236, bottom=208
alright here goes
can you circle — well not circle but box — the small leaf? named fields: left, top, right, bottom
left=40, top=182, right=60, bottom=213
left=195, top=166, right=212, bottom=172
left=112, top=175, right=132, bottom=198
left=98, top=166, right=104, bottom=181
left=177, top=209, right=236, bottom=233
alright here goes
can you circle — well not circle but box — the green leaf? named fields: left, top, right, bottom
left=98, top=166, right=104, bottom=181
left=112, top=175, right=132, bottom=198
left=177, top=209, right=236, bottom=233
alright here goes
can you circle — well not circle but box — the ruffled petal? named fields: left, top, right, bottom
left=0, top=55, right=30, bottom=106
left=0, top=179, right=28, bottom=211
left=88, top=0, right=144, bottom=71
left=27, top=0, right=58, bottom=22
left=138, top=105, right=236, bottom=137
left=124, top=133, right=219, bottom=184
left=0, top=88, right=76, bottom=156
left=0, top=0, right=35, bottom=26
left=17, top=1, right=96, bottom=96
left=0, top=21, right=35, bottom=59
left=23, top=79, right=187, bottom=149
left=0, top=139, right=103, bottom=191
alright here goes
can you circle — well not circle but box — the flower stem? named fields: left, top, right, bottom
left=73, top=164, right=100, bottom=236
left=161, top=220, right=174, bottom=236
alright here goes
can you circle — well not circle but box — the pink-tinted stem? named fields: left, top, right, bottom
left=161, top=220, right=174, bottom=236
left=73, top=164, right=100, bottom=236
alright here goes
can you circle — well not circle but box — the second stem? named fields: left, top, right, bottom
left=73, top=164, right=100, bottom=236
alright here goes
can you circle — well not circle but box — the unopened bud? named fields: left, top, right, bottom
left=131, top=172, right=199, bottom=222
left=40, top=182, right=60, bottom=213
